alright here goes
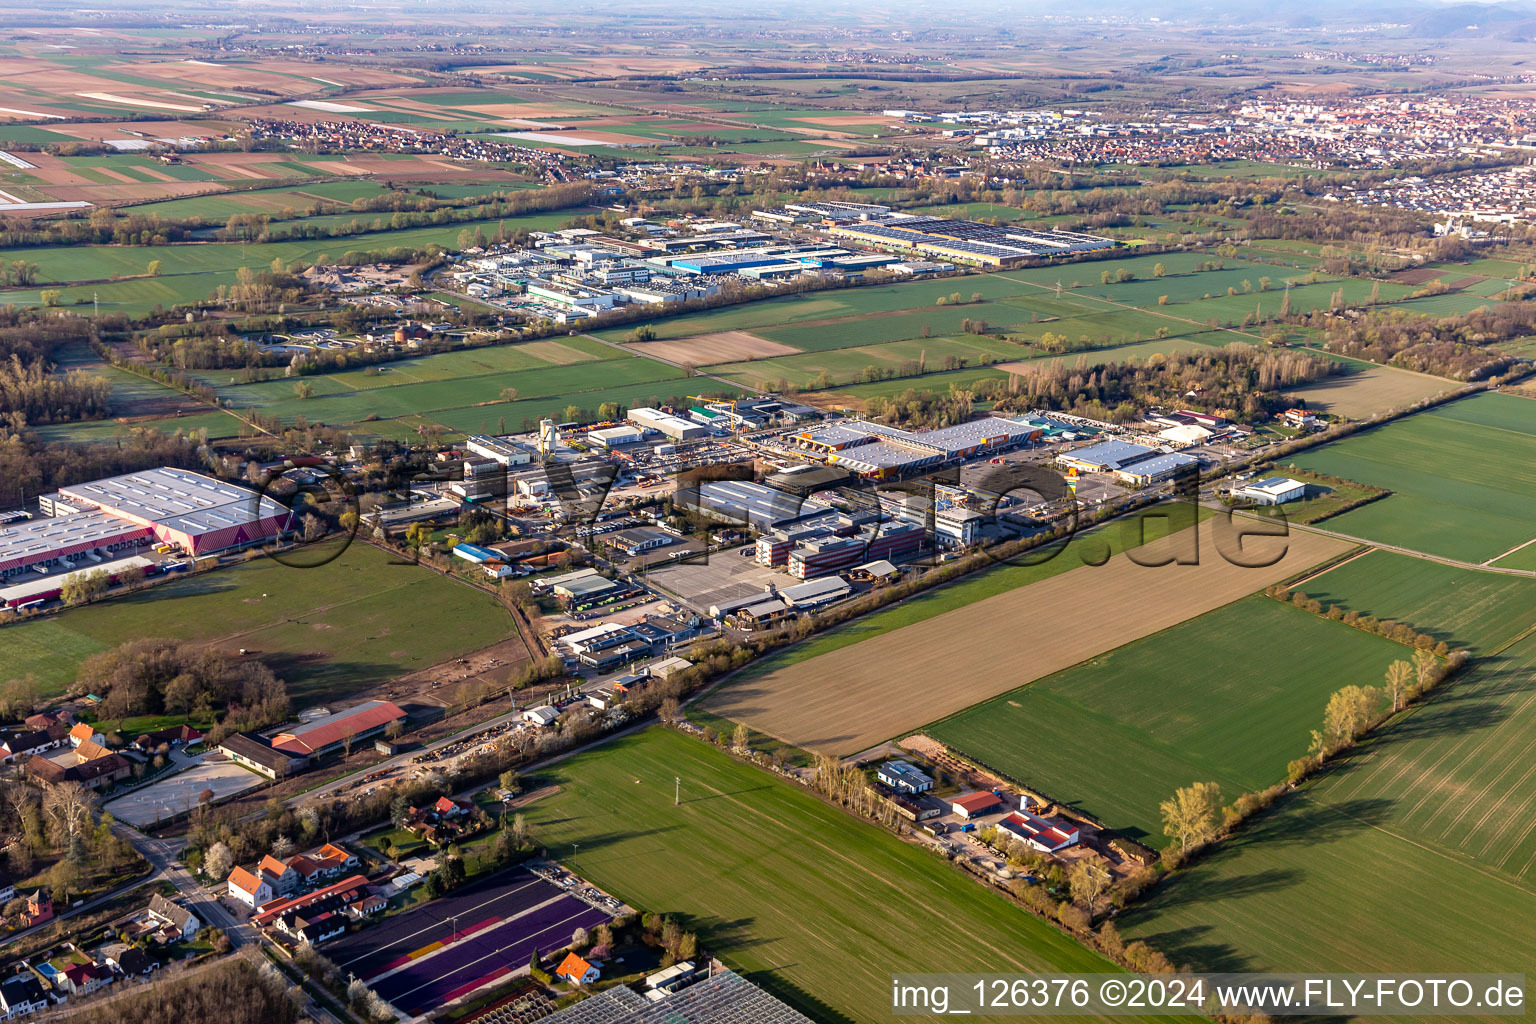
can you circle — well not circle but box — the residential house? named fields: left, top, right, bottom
left=147, top=893, right=200, bottom=941
left=26, top=753, right=131, bottom=790
left=554, top=952, right=600, bottom=986
left=21, top=890, right=52, bottom=928
left=0, top=731, right=56, bottom=763
left=404, top=799, right=477, bottom=846
left=59, top=962, right=113, bottom=997
left=101, top=945, right=152, bottom=977
left=0, top=974, right=49, bottom=1019
left=0, top=870, right=12, bottom=905
left=259, top=855, right=300, bottom=896
left=227, top=866, right=274, bottom=909
left=68, top=723, right=104, bottom=748
left=131, top=724, right=203, bottom=753
left=23, top=711, right=69, bottom=732
left=346, top=895, right=386, bottom=920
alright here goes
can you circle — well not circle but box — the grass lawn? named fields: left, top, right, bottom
left=1298, top=548, right=1536, bottom=655
left=928, top=595, right=1409, bottom=844
left=521, top=726, right=1161, bottom=1024
left=1287, top=393, right=1536, bottom=563
left=0, top=543, right=516, bottom=703
left=1119, top=635, right=1536, bottom=988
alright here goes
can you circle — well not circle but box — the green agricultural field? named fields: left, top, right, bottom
left=0, top=543, right=515, bottom=704
left=0, top=209, right=586, bottom=313
left=30, top=408, right=251, bottom=443
left=1490, top=542, right=1536, bottom=571
left=1119, top=635, right=1536, bottom=988
left=1298, top=548, right=1536, bottom=654
left=429, top=376, right=730, bottom=435
left=703, top=333, right=1028, bottom=389
left=217, top=354, right=680, bottom=427
left=1393, top=293, right=1498, bottom=317
left=1288, top=393, right=1536, bottom=563
left=928, top=595, right=1407, bottom=844
left=756, top=302, right=1029, bottom=352
left=122, top=182, right=399, bottom=221
left=521, top=727, right=1156, bottom=1024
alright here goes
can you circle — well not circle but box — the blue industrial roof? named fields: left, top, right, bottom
left=453, top=543, right=500, bottom=562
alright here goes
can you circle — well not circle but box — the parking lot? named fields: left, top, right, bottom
left=104, top=758, right=266, bottom=826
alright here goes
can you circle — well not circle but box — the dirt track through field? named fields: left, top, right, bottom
left=704, top=519, right=1355, bottom=755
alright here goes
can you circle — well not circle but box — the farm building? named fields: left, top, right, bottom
left=995, top=810, right=1080, bottom=853
left=950, top=791, right=1004, bottom=819
left=452, top=543, right=500, bottom=564
left=650, top=656, right=693, bottom=680
left=269, top=701, right=407, bottom=758
left=218, top=733, right=309, bottom=779
left=523, top=706, right=560, bottom=727
left=1237, top=477, right=1307, bottom=505
left=876, top=760, right=933, bottom=794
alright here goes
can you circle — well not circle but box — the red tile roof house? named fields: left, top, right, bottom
left=950, top=792, right=1004, bottom=819
left=60, top=962, right=113, bottom=997
left=555, top=952, right=600, bottom=986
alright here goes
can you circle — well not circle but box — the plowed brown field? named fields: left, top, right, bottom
left=703, top=520, right=1355, bottom=755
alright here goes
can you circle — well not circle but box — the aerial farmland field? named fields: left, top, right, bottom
left=703, top=516, right=1354, bottom=756
left=521, top=726, right=1164, bottom=1024
left=1279, top=359, right=1455, bottom=419
left=927, top=594, right=1410, bottom=843
left=1118, top=634, right=1536, bottom=994
left=1288, top=393, right=1536, bottom=563
left=1297, top=548, right=1536, bottom=654
left=0, top=543, right=518, bottom=704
